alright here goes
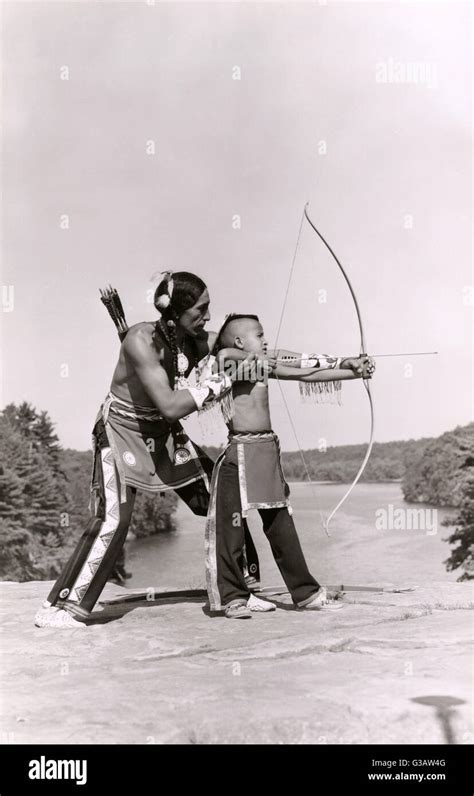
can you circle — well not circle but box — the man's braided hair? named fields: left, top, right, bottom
left=154, top=271, right=207, bottom=384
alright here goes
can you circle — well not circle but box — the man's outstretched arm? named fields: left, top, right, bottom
left=126, top=330, right=254, bottom=423
left=125, top=329, right=240, bottom=423
left=125, top=331, right=200, bottom=422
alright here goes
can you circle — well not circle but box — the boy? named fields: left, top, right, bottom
left=205, top=314, right=374, bottom=619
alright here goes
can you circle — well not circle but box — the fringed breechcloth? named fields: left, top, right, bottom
left=205, top=431, right=320, bottom=610
left=47, top=394, right=259, bottom=618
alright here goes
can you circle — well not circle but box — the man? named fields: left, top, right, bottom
left=206, top=313, right=375, bottom=618
left=35, top=272, right=260, bottom=628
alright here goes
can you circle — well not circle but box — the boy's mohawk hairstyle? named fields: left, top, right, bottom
left=212, top=313, right=260, bottom=354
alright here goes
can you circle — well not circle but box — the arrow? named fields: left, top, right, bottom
left=370, top=351, right=438, bottom=358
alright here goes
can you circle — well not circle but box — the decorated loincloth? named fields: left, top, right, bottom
left=208, top=431, right=291, bottom=520
left=91, top=392, right=210, bottom=503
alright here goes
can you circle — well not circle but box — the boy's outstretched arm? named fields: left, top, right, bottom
left=215, top=348, right=374, bottom=382
left=270, top=365, right=363, bottom=381
left=267, top=348, right=339, bottom=368
left=270, top=345, right=375, bottom=380
left=215, top=351, right=352, bottom=382
left=269, top=349, right=375, bottom=378
left=299, top=367, right=370, bottom=382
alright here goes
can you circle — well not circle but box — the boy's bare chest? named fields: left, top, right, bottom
left=233, top=381, right=270, bottom=410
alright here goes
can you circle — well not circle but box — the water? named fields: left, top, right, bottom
left=126, top=483, right=459, bottom=592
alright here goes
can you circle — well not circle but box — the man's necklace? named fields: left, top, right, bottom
left=159, top=321, right=190, bottom=389
left=158, top=321, right=192, bottom=465
left=176, top=350, right=190, bottom=389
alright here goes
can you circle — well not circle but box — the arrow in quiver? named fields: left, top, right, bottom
left=99, top=285, right=129, bottom=341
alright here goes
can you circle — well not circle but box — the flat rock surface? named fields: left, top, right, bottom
left=1, top=580, right=472, bottom=745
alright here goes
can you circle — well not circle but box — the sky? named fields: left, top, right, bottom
left=1, top=0, right=472, bottom=452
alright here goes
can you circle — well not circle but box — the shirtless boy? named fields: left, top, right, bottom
left=205, top=313, right=374, bottom=619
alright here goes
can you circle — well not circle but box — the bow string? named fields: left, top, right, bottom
left=274, top=202, right=375, bottom=535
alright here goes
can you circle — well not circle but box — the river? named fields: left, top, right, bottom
left=125, top=483, right=458, bottom=592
